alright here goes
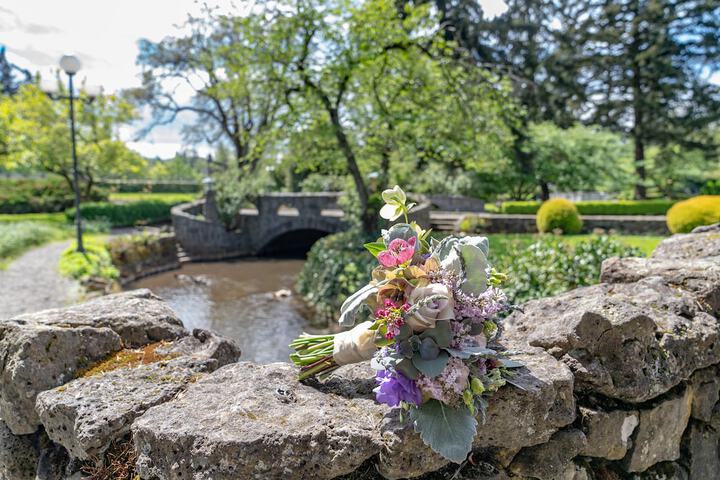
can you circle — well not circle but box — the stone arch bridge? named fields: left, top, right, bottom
left=172, top=192, right=431, bottom=260
left=171, top=193, right=349, bottom=260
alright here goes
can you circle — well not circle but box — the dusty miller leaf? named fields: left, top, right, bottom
left=409, top=400, right=477, bottom=463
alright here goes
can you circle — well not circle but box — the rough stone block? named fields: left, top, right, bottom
left=681, top=420, right=720, bottom=480
left=601, top=256, right=720, bottom=315
left=35, top=329, right=239, bottom=461
left=505, top=278, right=720, bottom=403
left=0, top=421, right=38, bottom=480
left=688, top=366, right=720, bottom=423
left=12, top=289, right=186, bottom=348
left=132, top=362, right=387, bottom=480
left=623, top=386, right=693, bottom=473
left=580, top=407, right=639, bottom=460
left=508, top=429, right=587, bottom=480
left=652, top=224, right=720, bottom=261
left=0, top=290, right=189, bottom=436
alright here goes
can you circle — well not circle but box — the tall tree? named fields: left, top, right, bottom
left=572, top=0, right=720, bottom=199
left=0, top=82, right=143, bottom=195
left=133, top=7, right=288, bottom=172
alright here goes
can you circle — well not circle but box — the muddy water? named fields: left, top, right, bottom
left=129, top=259, right=311, bottom=363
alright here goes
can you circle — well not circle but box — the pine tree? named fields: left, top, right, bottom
left=573, top=0, right=720, bottom=199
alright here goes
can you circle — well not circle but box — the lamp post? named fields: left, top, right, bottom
left=59, top=54, right=84, bottom=253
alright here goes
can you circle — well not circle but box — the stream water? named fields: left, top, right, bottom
left=129, top=259, right=311, bottom=363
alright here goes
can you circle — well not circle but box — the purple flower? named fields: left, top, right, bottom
left=374, top=369, right=422, bottom=407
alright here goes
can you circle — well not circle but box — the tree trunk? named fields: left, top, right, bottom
left=328, top=107, right=372, bottom=232
left=633, top=136, right=647, bottom=199
left=539, top=180, right=550, bottom=201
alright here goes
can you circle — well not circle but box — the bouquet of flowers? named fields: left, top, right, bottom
left=290, top=186, right=521, bottom=463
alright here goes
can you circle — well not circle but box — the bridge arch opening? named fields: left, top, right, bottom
left=257, top=228, right=333, bottom=258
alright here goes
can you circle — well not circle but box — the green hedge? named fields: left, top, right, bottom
left=97, top=180, right=201, bottom=193
left=0, top=178, right=107, bottom=214
left=500, top=199, right=676, bottom=216
left=66, top=200, right=179, bottom=227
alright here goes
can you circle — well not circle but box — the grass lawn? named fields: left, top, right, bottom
left=108, top=192, right=198, bottom=203
left=0, top=212, right=68, bottom=224
left=485, top=233, right=664, bottom=261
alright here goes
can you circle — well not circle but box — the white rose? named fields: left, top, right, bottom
left=406, top=283, right=455, bottom=332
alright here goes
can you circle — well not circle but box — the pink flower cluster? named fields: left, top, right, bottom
left=375, top=299, right=409, bottom=339
left=378, top=237, right=416, bottom=268
left=416, top=358, right=470, bottom=405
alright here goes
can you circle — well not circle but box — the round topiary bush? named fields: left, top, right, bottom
left=536, top=198, right=583, bottom=234
left=666, top=195, right=720, bottom=233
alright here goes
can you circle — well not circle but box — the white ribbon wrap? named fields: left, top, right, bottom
left=332, top=320, right=376, bottom=366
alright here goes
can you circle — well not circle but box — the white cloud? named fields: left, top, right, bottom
left=480, top=0, right=508, bottom=19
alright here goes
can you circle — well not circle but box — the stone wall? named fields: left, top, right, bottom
left=1, top=225, right=719, bottom=479
left=108, top=232, right=180, bottom=285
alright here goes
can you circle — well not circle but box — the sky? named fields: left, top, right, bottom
left=0, top=0, right=510, bottom=158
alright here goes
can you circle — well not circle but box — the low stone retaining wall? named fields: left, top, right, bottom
left=1, top=225, right=718, bottom=479
left=108, top=232, right=180, bottom=285
left=447, top=212, right=669, bottom=234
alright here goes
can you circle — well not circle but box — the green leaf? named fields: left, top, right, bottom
left=409, top=400, right=477, bottom=463
left=363, top=241, right=386, bottom=257
left=412, top=351, right=449, bottom=377
left=397, top=358, right=420, bottom=379
left=419, top=320, right=452, bottom=348
left=338, top=281, right=386, bottom=327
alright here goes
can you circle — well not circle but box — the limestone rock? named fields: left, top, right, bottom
left=508, top=429, right=587, bottom=480
left=378, top=348, right=576, bottom=479
left=681, top=420, right=720, bottom=480
left=630, top=462, right=689, bottom=480
left=132, top=362, right=387, bottom=480
left=623, top=387, right=693, bottom=473
left=0, top=421, right=38, bottom=480
left=37, top=357, right=215, bottom=461
left=580, top=407, right=639, bottom=460
left=652, top=227, right=720, bottom=261
left=688, top=366, right=720, bottom=422
left=0, top=290, right=189, bottom=436
left=12, top=289, right=185, bottom=348
left=505, top=279, right=720, bottom=403
left=600, top=257, right=720, bottom=315
left=0, top=321, right=122, bottom=435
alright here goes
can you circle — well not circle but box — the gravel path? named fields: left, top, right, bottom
left=0, top=241, right=81, bottom=319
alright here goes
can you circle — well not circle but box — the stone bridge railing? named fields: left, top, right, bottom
left=2, top=225, right=719, bottom=479
left=172, top=192, right=431, bottom=260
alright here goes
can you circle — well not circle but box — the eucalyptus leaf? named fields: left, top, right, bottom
left=396, top=358, right=420, bottom=379
left=419, top=337, right=440, bottom=360
left=459, top=244, right=489, bottom=295
left=382, top=223, right=418, bottom=246
left=419, top=320, right=452, bottom=348
left=412, top=351, right=449, bottom=377
left=409, top=400, right=477, bottom=463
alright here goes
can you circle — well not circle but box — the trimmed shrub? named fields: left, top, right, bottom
left=97, top=180, right=201, bottom=193
left=536, top=199, right=583, bottom=234
left=666, top=195, right=720, bottom=233
left=66, top=200, right=180, bottom=227
left=296, top=229, right=376, bottom=326
left=0, top=178, right=107, bottom=214
left=456, top=214, right=487, bottom=233
left=501, top=236, right=643, bottom=304
left=501, top=199, right=675, bottom=216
